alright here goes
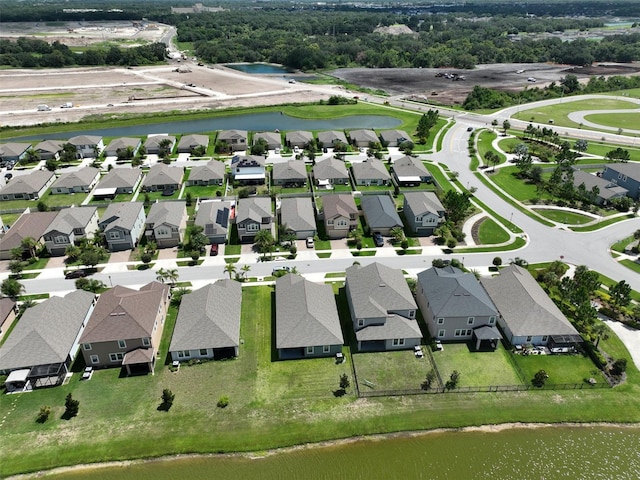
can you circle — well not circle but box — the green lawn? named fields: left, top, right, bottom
left=619, top=259, right=640, bottom=274
left=512, top=352, right=603, bottom=386
left=425, top=163, right=455, bottom=192
left=185, top=185, right=225, bottom=198
left=352, top=350, right=432, bottom=391
left=432, top=343, right=523, bottom=387
left=91, top=192, right=135, bottom=203
left=489, top=166, right=553, bottom=203
left=477, top=218, right=510, bottom=244
left=0, top=212, right=23, bottom=225
left=39, top=190, right=89, bottom=208
left=270, top=184, right=311, bottom=195
left=583, top=112, right=640, bottom=130
left=21, top=256, right=50, bottom=271
left=144, top=189, right=180, bottom=202
left=477, top=130, right=506, bottom=165
left=536, top=209, right=594, bottom=225
left=0, top=198, right=39, bottom=212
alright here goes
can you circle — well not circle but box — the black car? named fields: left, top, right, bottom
left=65, top=269, right=88, bottom=279
left=373, top=232, right=384, bottom=247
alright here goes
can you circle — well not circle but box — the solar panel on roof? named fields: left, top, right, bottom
left=216, top=207, right=229, bottom=229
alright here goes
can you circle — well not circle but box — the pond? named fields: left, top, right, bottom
left=7, top=113, right=402, bottom=142
left=42, top=426, right=640, bottom=480
left=224, top=63, right=292, bottom=74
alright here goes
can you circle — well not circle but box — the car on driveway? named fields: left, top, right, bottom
left=305, top=237, right=314, bottom=248
left=210, top=244, right=219, bottom=256
left=65, top=269, right=88, bottom=279
left=373, top=232, right=384, bottom=247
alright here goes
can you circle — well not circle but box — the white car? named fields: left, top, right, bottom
left=305, top=237, right=314, bottom=248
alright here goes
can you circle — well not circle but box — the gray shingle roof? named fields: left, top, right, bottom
left=313, top=157, right=348, bottom=180
left=285, top=131, right=313, bottom=144
left=142, top=164, right=183, bottom=188
left=0, top=298, right=16, bottom=326
left=349, top=129, right=379, bottom=144
left=188, top=160, right=225, bottom=182
left=605, top=162, right=640, bottom=179
left=0, top=143, right=31, bottom=157
left=218, top=130, right=248, bottom=142
left=50, top=167, right=99, bottom=190
left=178, top=134, right=209, bottom=150
left=280, top=197, right=316, bottom=233
left=145, top=201, right=186, bottom=228
left=572, top=169, right=627, bottom=200
left=253, top=131, right=281, bottom=146
left=169, top=280, right=242, bottom=352
left=106, top=137, right=140, bottom=152
left=272, top=160, right=307, bottom=182
left=322, top=194, right=358, bottom=219
left=0, top=170, right=54, bottom=196
left=352, top=158, right=390, bottom=182
left=0, top=211, right=58, bottom=252
left=145, top=135, right=176, bottom=150
left=276, top=274, right=344, bottom=349
left=417, top=266, right=498, bottom=318
left=46, top=206, right=97, bottom=236
left=404, top=191, right=444, bottom=216
left=68, top=135, right=102, bottom=146
left=393, top=156, right=430, bottom=178
left=379, top=130, right=410, bottom=144
left=35, top=140, right=63, bottom=155
left=317, top=131, right=347, bottom=145
left=480, top=264, right=580, bottom=338
left=99, top=202, right=144, bottom=232
left=346, top=263, right=416, bottom=319
left=195, top=200, right=232, bottom=238
left=360, top=195, right=402, bottom=229
left=237, top=197, right=271, bottom=224
left=355, top=314, right=421, bottom=341
left=0, top=290, right=96, bottom=371
left=96, top=168, right=142, bottom=190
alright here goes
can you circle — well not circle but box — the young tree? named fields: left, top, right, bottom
left=611, top=358, right=627, bottom=377
left=224, top=262, right=237, bottom=280
left=609, top=280, right=632, bottom=313
left=532, top=370, right=549, bottom=387
left=240, top=264, right=251, bottom=280
left=492, top=257, right=502, bottom=268
left=502, top=119, right=511, bottom=135
left=421, top=369, right=436, bottom=390
left=574, top=139, right=588, bottom=152
left=1, top=278, right=24, bottom=300
left=64, top=393, right=80, bottom=418
left=339, top=373, right=350, bottom=392
left=445, top=370, right=460, bottom=390
left=160, top=388, right=175, bottom=411
left=36, top=405, right=52, bottom=423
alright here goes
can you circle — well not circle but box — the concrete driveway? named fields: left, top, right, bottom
left=157, top=247, right=178, bottom=260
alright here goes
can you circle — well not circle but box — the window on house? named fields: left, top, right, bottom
left=108, top=231, right=120, bottom=239
left=246, top=223, right=259, bottom=232
left=392, top=338, right=405, bottom=346
left=327, top=219, right=334, bottom=225
left=142, top=338, right=150, bottom=347
left=437, top=318, right=445, bottom=325
left=109, top=352, right=124, bottom=362
left=323, top=345, right=330, bottom=353
left=466, top=329, right=472, bottom=336
left=455, top=329, right=462, bottom=337
left=467, top=317, right=475, bottom=325
left=438, top=329, right=446, bottom=338
left=306, top=346, right=314, bottom=355
left=542, top=336, right=548, bottom=342
left=177, top=350, right=190, bottom=359
left=73, top=228, right=84, bottom=235
left=623, top=175, right=627, bottom=182
left=526, top=336, right=532, bottom=342
left=200, top=349, right=208, bottom=356
left=54, top=236, right=67, bottom=244
left=489, top=316, right=496, bottom=325
left=90, top=355, right=99, bottom=364
left=118, top=340, right=127, bottom=349
left=157, top=228, right=169, bottom=236
left=357, top=318, right=364, bottom=327
left=336, top=220, right=347, bottom=227
left=83, top=343, right=92, bottom=350
left=409, top=310, right=415, bottom=318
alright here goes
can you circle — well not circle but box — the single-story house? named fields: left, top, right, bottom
left=0, top=170, right=55, bottom=200
left=349, top=129, right=379, bottom=147
left=416, top=266, right=501, bottom=350
left=50, top=166, right=100, bottom=194
left=351, top=158, right=391, bottom=186
left=317, top=130, right=348, bottom=148
left=141, top=164, right=183, bottom=192
left=392, top=156, right=432, bottom=186
left=170, top=280, right=242, bottom=362
left=145, top=135, right=176, bottom=155
left=79, top=282, right=170, bottom=375
left=98, top=202, right=146, bottom=251
left=195, top=200, right=232, bottom=245
left=187, top=160, right=226, bottom=186
left=43, top=206, right=99, bottom=256
left=285, top=131, right=313, bottom=149
left=236, top=196, right=274, bottom=243
left=105, top=137, right=142, bottom=158
left=279, top=197, right=316, bottom=240
left=253, top=131, right=282, bottom=150
left=601, top=162, right=640, bottom=200
left=360, top=194, right=403, bottom=235
left=272, top=160, right=307, bottom=187
left=0, top=290, right=97, bottom=391
left=92, top=168, right=143, bottom=199
left=322, top=193, right=358, bottom=239
left=345, top=262, right=421, bottom=352
left=480, top=264, right=583, bottom=348
left=0, top=143, right=31, bottom=163
left=0, top=211, right=58, bottom=260
left=312, top=157, right=350, bottom=188
left=0, top=298, right=17, bottom=342
left=231, top=155, right=266, bottom=185
left=276, top=274, right=344, bottom=359
left=403, top=191, right=445, bottom=236
left=34, top=140, right=63, bottom=161
left=144, top=201, right=187, bottom=248
left=67, top=135, right=104, bottom=158
left=379, top=130, right=411, bottom=147
left=217, top=130, right=248, bottom=152
left=177, top=134, right=209, bottom=154
left=571, top=169, right=628, bottom=205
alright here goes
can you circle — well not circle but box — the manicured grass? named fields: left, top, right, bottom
left=0, top=198, right=40, bottom=212
left=477, top=218, right=510, bottom=244
left=584, top=112, right=640, bottom=129
left=433, top=343, right=523, bottom=387
left=571, top=214, right=635, bottom=232
left=350, top=250, right=376, bottom=256
left=0, top=212, right=23, bottom=225
left=512, top=352, right=603, bottom=386
left=580, top=141, right=640, bottom=161
left=39, top=190, right=89, bottom=208
left=225, top=245, right=241, bottom=255
left=477, top=130, right=506, bottom=165
left=17, top=293, right=50, bottom=301
left=611, top=235, right=635, bottom=253
left=489, top=166, right=553, bottom=203
left=185, top=185, right=225, bottom=198
left=144, top=189, right=180, bottom=202
left=91, top=192, right=135, bottom=203
left=352, top=350, right=432, bottom=391
left=497, top=137, right=521, bottom=156
left=425, top=163, right=455, bottom=192
left=21, top=256, right=50, bottom=271
left=536, top=209, right=594, bottom=225
left=619, top=259, right=640, bottom=274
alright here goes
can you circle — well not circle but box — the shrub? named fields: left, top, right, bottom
left=217, top=396, right=229, bottom=408
left=64, top=393, right=80, bottom=418
left=36, top=405, right=51, bottom=423
left=532, top=370, right=549, bottom=387
left=160, top=388, right=175, bottom=411
left=611, top=359, right=627, bottom=376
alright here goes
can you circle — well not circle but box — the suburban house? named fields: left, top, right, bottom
left=195, top=200, right=232, bottom=245
left=279, top=197, right=317, bottom=240
left=253, top=131, right=282, bottom=150
left=231, top=155, right=266, bottom=185
left=141, top=164, right=183, bottom=192
left=312, top=157, right=350, bottom=188
left=601, top=162, right=640, bottom=200
left=236, top=196, right=274, bottom=243
left=0, top=298, right=17, bottom=342
left=360, top=194, right=403, bottom=235
left=480, top=264, right=583, bottom=348
left=403, top=191, right=445, bottom=235
left=0, top=290, right=96, bottom=391
left=67, top=135, right=104, bottom=158
left=170, top=280, right=242, bottom=362
left=317, top=130, right=348, bottom=147
left=144, top=201, right=187, bottom=248
left=79, top=282, right=170, bottom=375
left=105, top=137, right=142, bottom=157
left=98, top=202, right=146, bottom=251
left=351, top=158, right=391, bottom=186
left=392, top=156, right=432, bottom=186
left=218, top=130, right=248, bottom=152
left=345, top=262, right=421, bottom=351
left=0, top=211, right=57, bottom=260
left=0, top=143, right=31, bottom=163
left=322, top=194, right=358, bottom=239
left=50, top=166, right=100, bottom=194
left=43, top=206, right=99, bottom=256
left=177, top=134, right=209, bottom=154
left=349, top=129, right=379, bottom=147
left=285, top=130, right=313, bottom=149
left=0, top=169, right=55, bottom=200
left=34, top=140, right=63, bottom=160
left=187, top=160, right=226, bottom=186
left=145, top=135, right=176, bottom=155
left=379, top=129, right=411, bottom=147
left=275, top=274, right=344, bottom=359
left=92, top=168, right=143, bottom=200
left=272, top=160, right=308, bottom=187
left=415, top=266, right=502, bottom=350
left=571, top=169, right=628, bottom=205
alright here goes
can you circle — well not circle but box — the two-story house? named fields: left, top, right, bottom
left=236, top=196, right=274, bottom=243
left=322, top=194, right=358, bottom=239
left=144, top=201, right=187, bottom=248
left=403, top=191, right=445, bottom=236
left=218, top=130, right=248, bottom=152
left=98, top=202, right=146, bottom=251
left=195, top=200, right=232, bottom=245
left=67, top=135, right=104, bottom=158
left=231, top=155, right=266, bottom=185
left=601, top=163, right=640, bottom=200
left=43, top=206, right=99, bottom=256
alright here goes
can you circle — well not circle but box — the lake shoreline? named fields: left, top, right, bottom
left=9, top=421, right=640, bottom=479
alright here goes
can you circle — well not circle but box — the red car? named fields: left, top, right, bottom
left=210, top=244, right=219, bottom=256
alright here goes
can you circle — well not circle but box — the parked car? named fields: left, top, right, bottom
left=467, top=126, right=473, bottom=132
left=4, top=173, right=12, bottom=180
left=373, top=232, right=384, bottom=247
left=210, top=244, right=219, bottom=256
left=272, top=266, right=291, bottom=275
left=305, top=237, right=314, bottom=248
left=65, top=269, right=88, bottom=279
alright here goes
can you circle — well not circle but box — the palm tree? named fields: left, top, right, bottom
left=165, top=268, right=179, bottom=286
left=254, top=230, right=275, bottom=258
left=224, top=263, right=237, bottom=280
left=20, top=237, right=38, bottom=259
left=1, top=278, right=24, bottom=300
left=240, top=264, right=251, bottom=280
left=156, top=267, right=168, bottom=283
